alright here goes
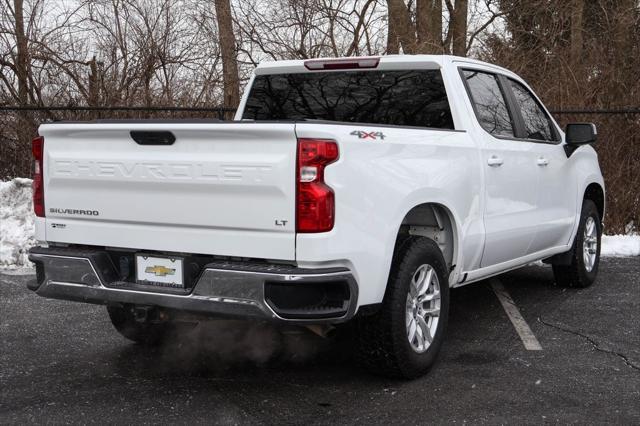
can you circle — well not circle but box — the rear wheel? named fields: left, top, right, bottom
left=354, top=236, right=450, bottom=379
left=552, top=199, right=602, bottom=288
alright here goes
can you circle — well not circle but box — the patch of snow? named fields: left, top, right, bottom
left=1, top=267, right=36, bottom=276
left=0, top=178, right=36, bottom=269
left=601, top=235, right=640, bottom=257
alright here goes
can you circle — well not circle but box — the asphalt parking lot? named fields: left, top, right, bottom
left=1, top=258, right=638, bottom=424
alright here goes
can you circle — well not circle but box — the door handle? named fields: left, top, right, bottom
left=537, top=157, right=549, bottom=167
left=487, top=156, right=504, bottom=167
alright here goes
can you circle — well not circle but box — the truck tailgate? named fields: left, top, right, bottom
left=39, top=122, right=297, bottom=260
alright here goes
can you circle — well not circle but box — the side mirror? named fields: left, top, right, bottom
left=566, top=123, right=597, bottom=145
left=564, top=123, right=597, bottom=156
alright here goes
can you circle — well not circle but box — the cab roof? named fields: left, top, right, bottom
left=254, top=54, right=517, bottom=78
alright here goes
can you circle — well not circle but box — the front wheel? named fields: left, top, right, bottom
left=552, top=199, right=602, bottom=288
left=354, top=236, right=450, bottom=379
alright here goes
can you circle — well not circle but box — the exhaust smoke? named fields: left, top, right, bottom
left=156, top=320, right=337, bottom=372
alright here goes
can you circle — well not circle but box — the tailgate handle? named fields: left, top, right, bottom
left=130, top=131, right=176, bottom=146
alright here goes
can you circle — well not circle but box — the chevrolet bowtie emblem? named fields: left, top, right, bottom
left=145, top=265, right=176, bottom=277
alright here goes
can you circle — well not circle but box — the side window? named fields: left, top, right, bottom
left=508, top=79, right=557, bottom=141
left=462, top=70, right=514, bottom=138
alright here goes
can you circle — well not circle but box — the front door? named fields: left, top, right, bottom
left=504, top=78, right=578, bottom=252
left=460, top=69, right=540, bottom=268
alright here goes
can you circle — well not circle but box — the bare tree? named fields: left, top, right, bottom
left=387, top=0, right=415, bottom=53
left=570, top=0, right=584, bottom=67
left=1, top=0, right=35, bottom=178
left=445, top=0, right=468, bottom=56
left=233, top=0, right=386, bottom=59
left=13, top=0, right=29, bottom=106
left=417, top=0, right=443, bottom=53
left=386, top=0, right=477, bottom=55
left=215, top=0, right=240, bottom=113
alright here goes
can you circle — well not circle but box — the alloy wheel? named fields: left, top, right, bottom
left=405, top=264, right=441, bottom=353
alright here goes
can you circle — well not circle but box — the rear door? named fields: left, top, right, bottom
left=460, top=69, right=540, bottom=267
left=40, top=122, right=298, bottom=260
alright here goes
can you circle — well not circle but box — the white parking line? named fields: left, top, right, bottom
left=491, top=279, right=542, bottom=351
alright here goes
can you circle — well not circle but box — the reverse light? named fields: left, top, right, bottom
left=304, top=57, right=380, bottom=71
left=32, top=136, right=45, bottom=217
left=296, top=138, right=339, bottom=233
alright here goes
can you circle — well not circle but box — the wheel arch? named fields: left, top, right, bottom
left=395, top=202, right=459, bottom=281
left=584, top=182, right=605, bottom=222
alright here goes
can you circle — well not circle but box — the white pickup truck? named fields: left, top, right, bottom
left=28, top=55, right=604, bottom=378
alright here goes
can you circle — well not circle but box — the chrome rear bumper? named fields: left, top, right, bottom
left=28, top=247, right=358, bottom=324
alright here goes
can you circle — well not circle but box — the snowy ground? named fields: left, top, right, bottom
left=602, top=234, right=640, bottom=257
left=0, top=179, right=36, bottom=268
left=0, top=178, right=638, bottom=269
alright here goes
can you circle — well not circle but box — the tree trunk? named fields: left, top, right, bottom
left=386, top=0, right=416, bottom=54
left=87, top=57, right=100, bottom=120
left=386, top=7, right=399, bottom=54
left=416, top=0, right=442, bottom=53
left=452, top=0, right=468, bottom=56
left=215, top=0, right=240, bottom=117
left=569, top=0, right=584, bottom=67
left=14, top=0, right=29, bottom=106
left=13, top=0, right=34, bottom=178
left=609, top=0, right=635, bottom=105
left=88, top=57, right=100, bottom=107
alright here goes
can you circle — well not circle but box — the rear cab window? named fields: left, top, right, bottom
left=242, top=70, right=455, bottom=130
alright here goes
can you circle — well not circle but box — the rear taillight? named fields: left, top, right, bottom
left=32, top=136, right=45, bottom=217
left=296, top=138, right=339, bottom=233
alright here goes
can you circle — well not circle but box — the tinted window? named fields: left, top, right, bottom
left=509, top=79, right=556, bottom=141
left=242, top=70, right=454, bottom=129
left=462, top=70, right=514, bottom=137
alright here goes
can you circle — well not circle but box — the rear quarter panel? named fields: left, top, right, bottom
left=294, top=123, right=484, bottom=306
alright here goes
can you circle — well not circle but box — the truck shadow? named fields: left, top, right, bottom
left=109, top=264, right=562, bottom=383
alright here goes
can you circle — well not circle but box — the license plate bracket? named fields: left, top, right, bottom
left=135, top=254, right=185, bottom=289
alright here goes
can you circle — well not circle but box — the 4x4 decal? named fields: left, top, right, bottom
left=350, top=130, right=386, bottom=140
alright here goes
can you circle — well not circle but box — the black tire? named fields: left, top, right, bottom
left=552, top=199, right=602, bottom=288
left=107, top=305, right=171, bottom=346
left=354, top=236, right=450, bottom=379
